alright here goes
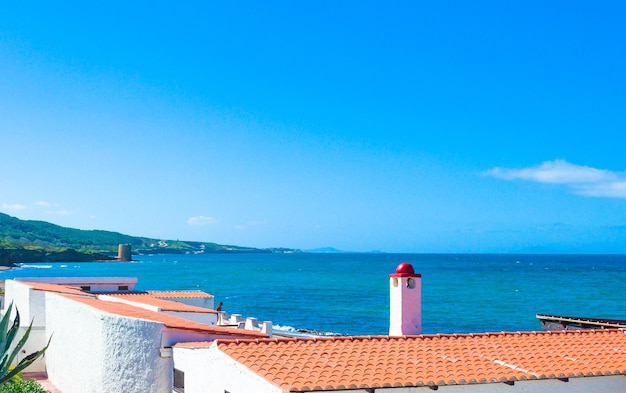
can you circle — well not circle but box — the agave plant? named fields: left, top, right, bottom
left=0, top=303, right=51, bottom=385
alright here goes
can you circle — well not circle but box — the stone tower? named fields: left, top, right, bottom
left=117, top=244, right=132, bottom=262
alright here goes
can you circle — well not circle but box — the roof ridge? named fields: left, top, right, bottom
left=215, top=328, right=626, bottom=347
left=64, top=295, right=267, bottom=338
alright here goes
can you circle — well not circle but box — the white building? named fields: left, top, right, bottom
left=9, top=276, right=138, bottom=292
left=44, top=293, right=267, bottom=393
left=170, top=262, right=626, bottom=393
left=173, top=330, right=626, bottom=393
left=3, top=277, right=269, bottom=393
left=3, top=263, right=626, bottom=393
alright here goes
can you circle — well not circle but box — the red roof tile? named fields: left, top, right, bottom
left=148, top=290, right=214, bottom=299
left=17, top=281, right=96, bottom=297
left=99, top=294, right=218, bottom=313
left=216, top=330, right=626, bottom=391
left=68, top=296, right=267, bottom=338
left=174, top=341, right=214, bottom=349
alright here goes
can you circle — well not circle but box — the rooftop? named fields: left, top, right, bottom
left=18, top=281, right=96, bottom=298
left=214, top=329, right=626, bottom=391
left=16, top=277, right=137, bottom=285
left=67, top=296, right=267, bottom=338
left=148, top=290, right=214, bottom=299
left=100, top=293, right=218, bottom=313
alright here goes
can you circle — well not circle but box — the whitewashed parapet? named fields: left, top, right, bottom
left=261, top=321, right=273, bottom=337
left=217, top=311, right=272, bottom=337
left=244, top=317, right=257, bottom=330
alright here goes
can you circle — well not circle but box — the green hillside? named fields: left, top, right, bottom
left=0, top=213, right=288, bottom=265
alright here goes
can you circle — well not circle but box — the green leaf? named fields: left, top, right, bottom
left=0, top=336, right=50, bottom=385
left=0, top=304, right=14, bottom=354
left=4, top=321, right=33, bottom=373
left=0, top=306, right=50, bottom=386
left=3, top=310, right=20, bottom=356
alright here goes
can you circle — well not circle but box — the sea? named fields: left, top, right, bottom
left=1, top=253, right=625, bottom=336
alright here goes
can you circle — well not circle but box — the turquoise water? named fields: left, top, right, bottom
left=2, top=253, right=625, bottom=335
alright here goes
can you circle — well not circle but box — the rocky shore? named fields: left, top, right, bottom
left=0, top=248, right=115, bottom=267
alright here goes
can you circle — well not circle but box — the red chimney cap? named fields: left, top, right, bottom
left=390, top=262, right=421, bottom=278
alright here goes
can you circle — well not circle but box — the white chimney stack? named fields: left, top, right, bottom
left=389, top=262, right=422, bottom=336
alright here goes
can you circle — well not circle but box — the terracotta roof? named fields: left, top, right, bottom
left=216, top=330, right=626, bottom=391
left=67, top=296, right=267, bottom=338
left=99, top=294, right=218, bottom=313
left=17, top=281, right=96, bottom=298
left=16, top=277, right=136, bottom=285
left=174, top=341, right=214, bottom=349
left=148, top=290, right=214, bottom=299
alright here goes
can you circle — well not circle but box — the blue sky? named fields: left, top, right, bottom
left=1, top=1, right=625, bottom=253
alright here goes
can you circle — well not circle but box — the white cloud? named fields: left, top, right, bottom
left=485, top=159, right=626, bottom=198
left=575, top=180, right=626, bottom=198
left=486, top=160, right=615, bottom=184
left=46, top=210, right=71, bottom=215
left=187, top=216, right=220, bottom=226
left=2, top=203, right=27, bottom=210
left=35, top=201, right=53, bottom=207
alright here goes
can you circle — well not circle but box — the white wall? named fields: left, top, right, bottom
left=436, top=376, right=626, bottom=392
left=45, top=293, right=172, bottom=393
left=162, top=328, right=264, bottom=348
left=161, top=329, right=223, bottom=348
left=84, top=283, right=135, bottom=292
left=2, top=281, right=48, bottom=372
left=163, top=311, right=217, bottom=325
left=15, top=326, right=48, bottom=372
left=11, top=277, right=137, bottom=292
left=160, top=296, right=214, bottom=310
left=310, top=375, right=626, bottom=393
left=173, top=345, right=283, bottom=393
left=45, top=293, right=105, bottom=392
left=4, top=280, right=47, bottom=327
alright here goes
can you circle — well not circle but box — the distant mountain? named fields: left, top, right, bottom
left=0, top=213, right=295, bottom=265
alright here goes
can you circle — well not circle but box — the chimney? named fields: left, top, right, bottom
left=389, top=262, right=422, bottom=336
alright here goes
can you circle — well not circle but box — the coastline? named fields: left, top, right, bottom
left=2, top=253, right=624, bottom=336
